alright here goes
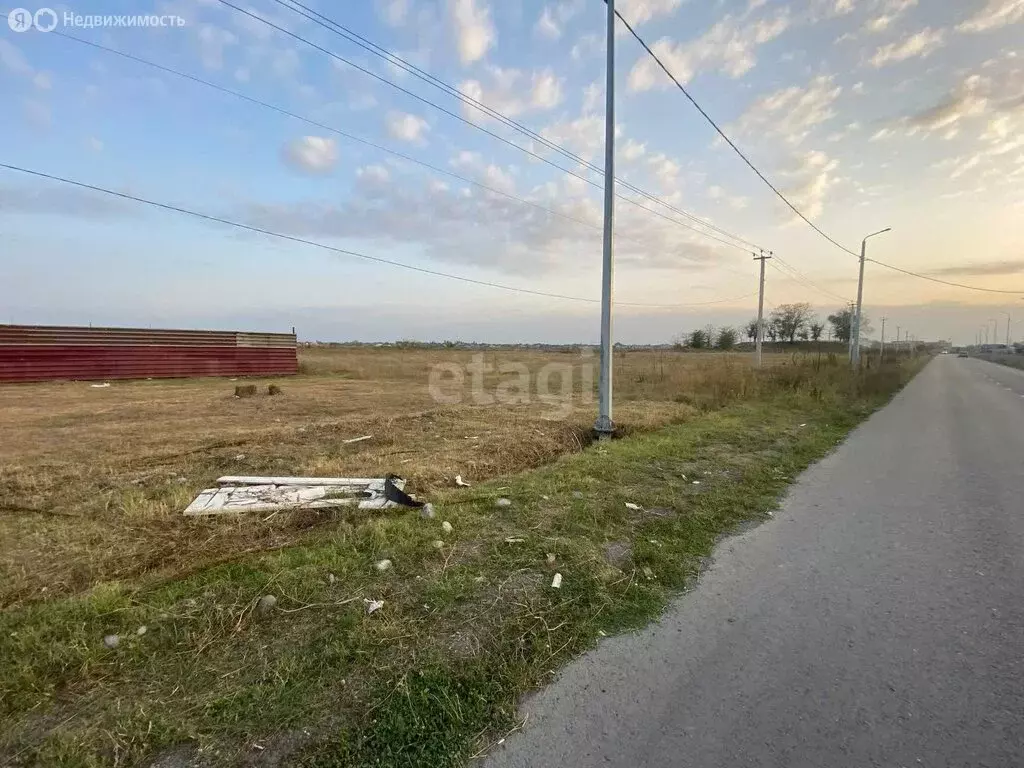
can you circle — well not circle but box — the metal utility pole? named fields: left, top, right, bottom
left=594, top=0, right=616, bottom=439
left=852, top=227, right=891, bottom=367
left=753, top=250, right=772, bottom=367
left=896, top=325, right=901, bottom=355
left=984, top=325, right=990, bottom=345
left=989, top=318, right=998, bottom=347
left=880, top=316, right=887, bottom=361
left=1004, top=312, right=1011, bottom=346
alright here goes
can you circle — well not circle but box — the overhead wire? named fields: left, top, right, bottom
left=612, top=2, right=1024, bottom=297
left=610, top=2, right=860, bottom=259
left=0, top=163, right=757, bottom=309
left=265, top=0, right=765, bottom=253
left=213, top=0, right=762, bottom=254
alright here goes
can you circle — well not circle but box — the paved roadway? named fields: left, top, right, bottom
left=486, top=356, right=1024, bottom=768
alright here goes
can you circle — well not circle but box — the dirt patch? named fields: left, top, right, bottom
left=603, top=540, right=633, bottom=568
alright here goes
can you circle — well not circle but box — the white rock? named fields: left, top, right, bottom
left=374, top=559, right=393, bottom=572
left=327, top=573, right=337, bottom=584
left=541, top=495, right=550, bottom=500
left=441, top=521, right=453, bottom=534
left=234, top=454, right=246, bottom=461
left=103, top=634, right=120, bottom=649
left=364, top=599, right=384, bottom=614
left=551, top=573, right=563, bottom=589
left=624, top=502, right=642, bottom=511
left=136, top=626, right=147, bottom=636
left=420, top=503, right=436, bottom=519
left=432, top=540, right=445, bottom=550
left=495, top=498, right=512, bottom=508
left=257, top=594, right=277, bottom=613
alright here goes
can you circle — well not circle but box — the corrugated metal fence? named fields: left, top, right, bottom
left=0, top=324, right=298, bottom=383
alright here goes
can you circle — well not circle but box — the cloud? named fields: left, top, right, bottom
left=386, top=112, right=430, bottom=143
left=281, top=136, right=339, bottom=174
left=541, top=114, right=606, bottom=161
left=929, top=259, right=1024, bottom=277
left=86, top=137, right=104, bottom=153
left=622, top=138, right=647, bottom=161
left=616, top=0, right=684, bottom=26
left=783, top=150, right=840, bottom=219
left=957, top=0, right=1024, bottom=32
left=582, top=81, right=602, bottom=113
left=0, top=39, right=32, bottom=77
left=450, top=0, right=496, bottom=65
left=458, top=67, right=565, bottom=118
left=864, top=0, right=918, bottom=33
left=732, top=75, right=842, bottom=146
left=535, top=7, right=561, bottom=39
left=195, top=24, right=238, bottom=70
left=0, top=183, right=135, bottom=218
left=238, top=165, right=727, bottom=277
left=571, top=33, right=602, bottom=61
left=869, top=27, right=944, bottom=67
left=376, top=0, right=410, bottom=26
left=628, top=9, right=791, bottom=91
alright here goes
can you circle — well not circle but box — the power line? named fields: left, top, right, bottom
left=0, top=163, right=757, bottom=309
left=612, top=2, right=860, bottom=259
left=866, top=259, right=1024, bottom=295
left=214, top=0, right=760, bottom=254
left=267, top=0, right=765, bottom=254
left=52, top=33, right=747, bottom=269
left=771, top=256, right=852, bottom=303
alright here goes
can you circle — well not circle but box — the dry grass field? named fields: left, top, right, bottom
left=0, top=346, right=796, bottom=610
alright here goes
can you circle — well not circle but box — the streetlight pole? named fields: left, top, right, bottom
left=594, top=0, right=616, bottom=439
left=852, top=227, right=891, bottom=367
left=989, top=318, right=998, bottom=347
left=1001, top=311, right=1011, bottom=347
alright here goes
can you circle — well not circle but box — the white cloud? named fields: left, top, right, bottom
left=386, top=111, right=430, bottom=143
left=281, top=136, right=339, bottom=174
left=541, top=114, right=606, bottom=161
left=571, top=33, right=602, bottom=61
left=732, top=75, right=843, bottom=145
left=957, top=0, right=1024, bottom=32
left=0, top=39, right=32, bottom=77
left=783, top=150, right=840, bottom=219
left=459, top=67, right=564, bottom=118
left=616, top=0, right=684, bottom=26
left=32, top=72, right=51, bottom=90
left=86, top=137, right=104, bottom=153
left=852, top=81, right=866, bottom=94
left=582, top=81, right=602, bottom=113
left=864, top=0, right=918, bottom=33
left=376, top=0, right=410, bottom=27
left=450, top=0, right=496, bottom=65
left=622, top=138, right=647, bottom=161
left=195, top=24, right=237, bottom=71
left=628, top=10, right=791, bottom=91
left=869, top=27, right=944, bottom=67
left=535, top=7, right=561, bottom=39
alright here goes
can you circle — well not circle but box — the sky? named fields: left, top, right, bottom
left=1, top=0, right=1022, bottom=345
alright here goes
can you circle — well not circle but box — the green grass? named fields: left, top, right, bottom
left=0, top=358, right=925, bottom=767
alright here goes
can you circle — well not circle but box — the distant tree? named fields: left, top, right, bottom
left=828, top=308, right=853, bottom=343
left=770, top=302, right=813, bottom=343
left=828, top=307, right=873, bottom=343
left=765, top=319, right=780, bottom=342
left=745, top=319, right=760, bottom=342
left=686, top=328, right=710, bottom=349
left=716, top=326, right=738, bottom=350
left=810, top=322, right=825, bottom=342
left=798, top=328, right=810, bottom=342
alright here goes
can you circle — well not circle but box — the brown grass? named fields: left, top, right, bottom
left=0, top=346, right=797, bottom=609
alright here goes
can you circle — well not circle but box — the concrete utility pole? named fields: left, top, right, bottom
left=989, top=319, right=998, bottom=347
left=594, top=0, right=616, bottom=439
left=896, top=325, right=901, bottom=355
left=880, top=316, right=887, bottom=361
left=754, top=250, right=772, bottom=367
left=852, top=228, right=891, bottom=367
left=984, top=326, right=990, bottom=345
left=847, top=302, right=856, bottom=362
left=1004, top=312, right=1012, bottom=346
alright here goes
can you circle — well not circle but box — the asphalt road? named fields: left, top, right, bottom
left=485, top=356, right=1024, bottom=768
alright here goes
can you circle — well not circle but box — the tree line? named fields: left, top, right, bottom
left=679, top=303, right=870, bottom=350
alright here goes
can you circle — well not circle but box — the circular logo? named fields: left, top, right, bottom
left=34, top=7, right=58, bottom=32
left=7, top=8, right=32, bottom=32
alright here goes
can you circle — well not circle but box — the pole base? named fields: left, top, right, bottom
left=593, top=415, right=615, bottom=440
